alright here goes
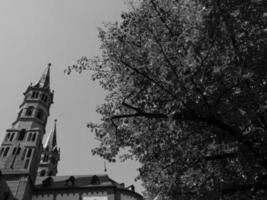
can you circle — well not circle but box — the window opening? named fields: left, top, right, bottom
left=12, top=147, right=17, bottom=155
left=5, top=133, right=10, bottom=141
left=3, top=147, right=9, bottom=157
left=31, top=91, right=39, bottom=99
left=10, top=133, right=15, bottom=142
left=40, top=170, right=46, bottom=177
left=26, top=148, right=32, bottom=158
left=43, top=154, right=49, bottom=162
left=27, top=133, right=32, bottom=141
left=25, top=106, right=34, bottom=116
left=18, top=129, right=26, bottom=141
left=32, top=133, right=36, bottom=141
left=44, top=96, right=48, bottom=102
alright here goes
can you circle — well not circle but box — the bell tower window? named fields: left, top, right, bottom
left=41, top=93, right=48, bottom=103
left=9, top=133, right=15, bottom=142
left=31, top=91, right=39, bottom=99
left=25, top=106, right=34, bottom=116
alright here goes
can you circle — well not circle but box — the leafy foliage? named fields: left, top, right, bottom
left=67, top=0, right=267, bottom=199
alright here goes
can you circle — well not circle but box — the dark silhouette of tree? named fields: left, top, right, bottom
left=67, top=0, right=267, bottom=199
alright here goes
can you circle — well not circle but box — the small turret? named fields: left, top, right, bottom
left=38, top=119, right=60, bottom=177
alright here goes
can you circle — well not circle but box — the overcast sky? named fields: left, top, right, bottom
left=0, top=0, right=143, bottom=193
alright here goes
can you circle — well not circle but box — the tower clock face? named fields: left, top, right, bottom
left=83, top=197, right=107, bottom=200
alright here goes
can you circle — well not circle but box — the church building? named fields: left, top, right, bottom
left=0, top=65, right=143, bottom=200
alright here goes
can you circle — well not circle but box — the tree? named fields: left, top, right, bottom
left=66, top=0, right=267, bottom=199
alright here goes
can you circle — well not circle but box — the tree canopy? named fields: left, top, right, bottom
left=66, top=0, right=267, bottom=199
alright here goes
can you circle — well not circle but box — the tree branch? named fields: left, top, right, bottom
left=119, top=59, right=177, bottom=99
left=150, top=0, right=175, bottom=36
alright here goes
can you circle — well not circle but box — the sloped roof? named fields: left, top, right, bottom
left=33, top=63, right=51, bottom=89
left=34, top=174, right=123, bottom=190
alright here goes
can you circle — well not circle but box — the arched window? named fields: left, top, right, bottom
left=36, top=109, right=44, bottom=121
left=25, top=106, right=34, bottom=116
left=31, top=91, right=39, bottom=99
left=3, top=147, right=9, bottom=157
left=40, top=170, right=46, bottom=177
left=41, top=93, right=48, bottom=103
left=26, top=148, right=32, bottom=158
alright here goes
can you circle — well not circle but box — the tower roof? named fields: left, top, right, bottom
left=35, top=63, right=51, bottom=89
left=44, top=119, right=57, bottom=151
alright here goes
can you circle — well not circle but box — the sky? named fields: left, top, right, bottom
left=0, top=0, right=143, bottom=194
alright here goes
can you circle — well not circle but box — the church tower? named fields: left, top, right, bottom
left=38, top=119, right=60, bottom=177
left=0, top=64, right=54, bottom=200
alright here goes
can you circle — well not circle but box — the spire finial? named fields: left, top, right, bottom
left=35, top=64, right=51, bottom=88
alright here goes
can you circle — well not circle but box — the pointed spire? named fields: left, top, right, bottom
left=44, top=119, right=57, bottom=151
left=37, top=63, right=51, bottom=88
